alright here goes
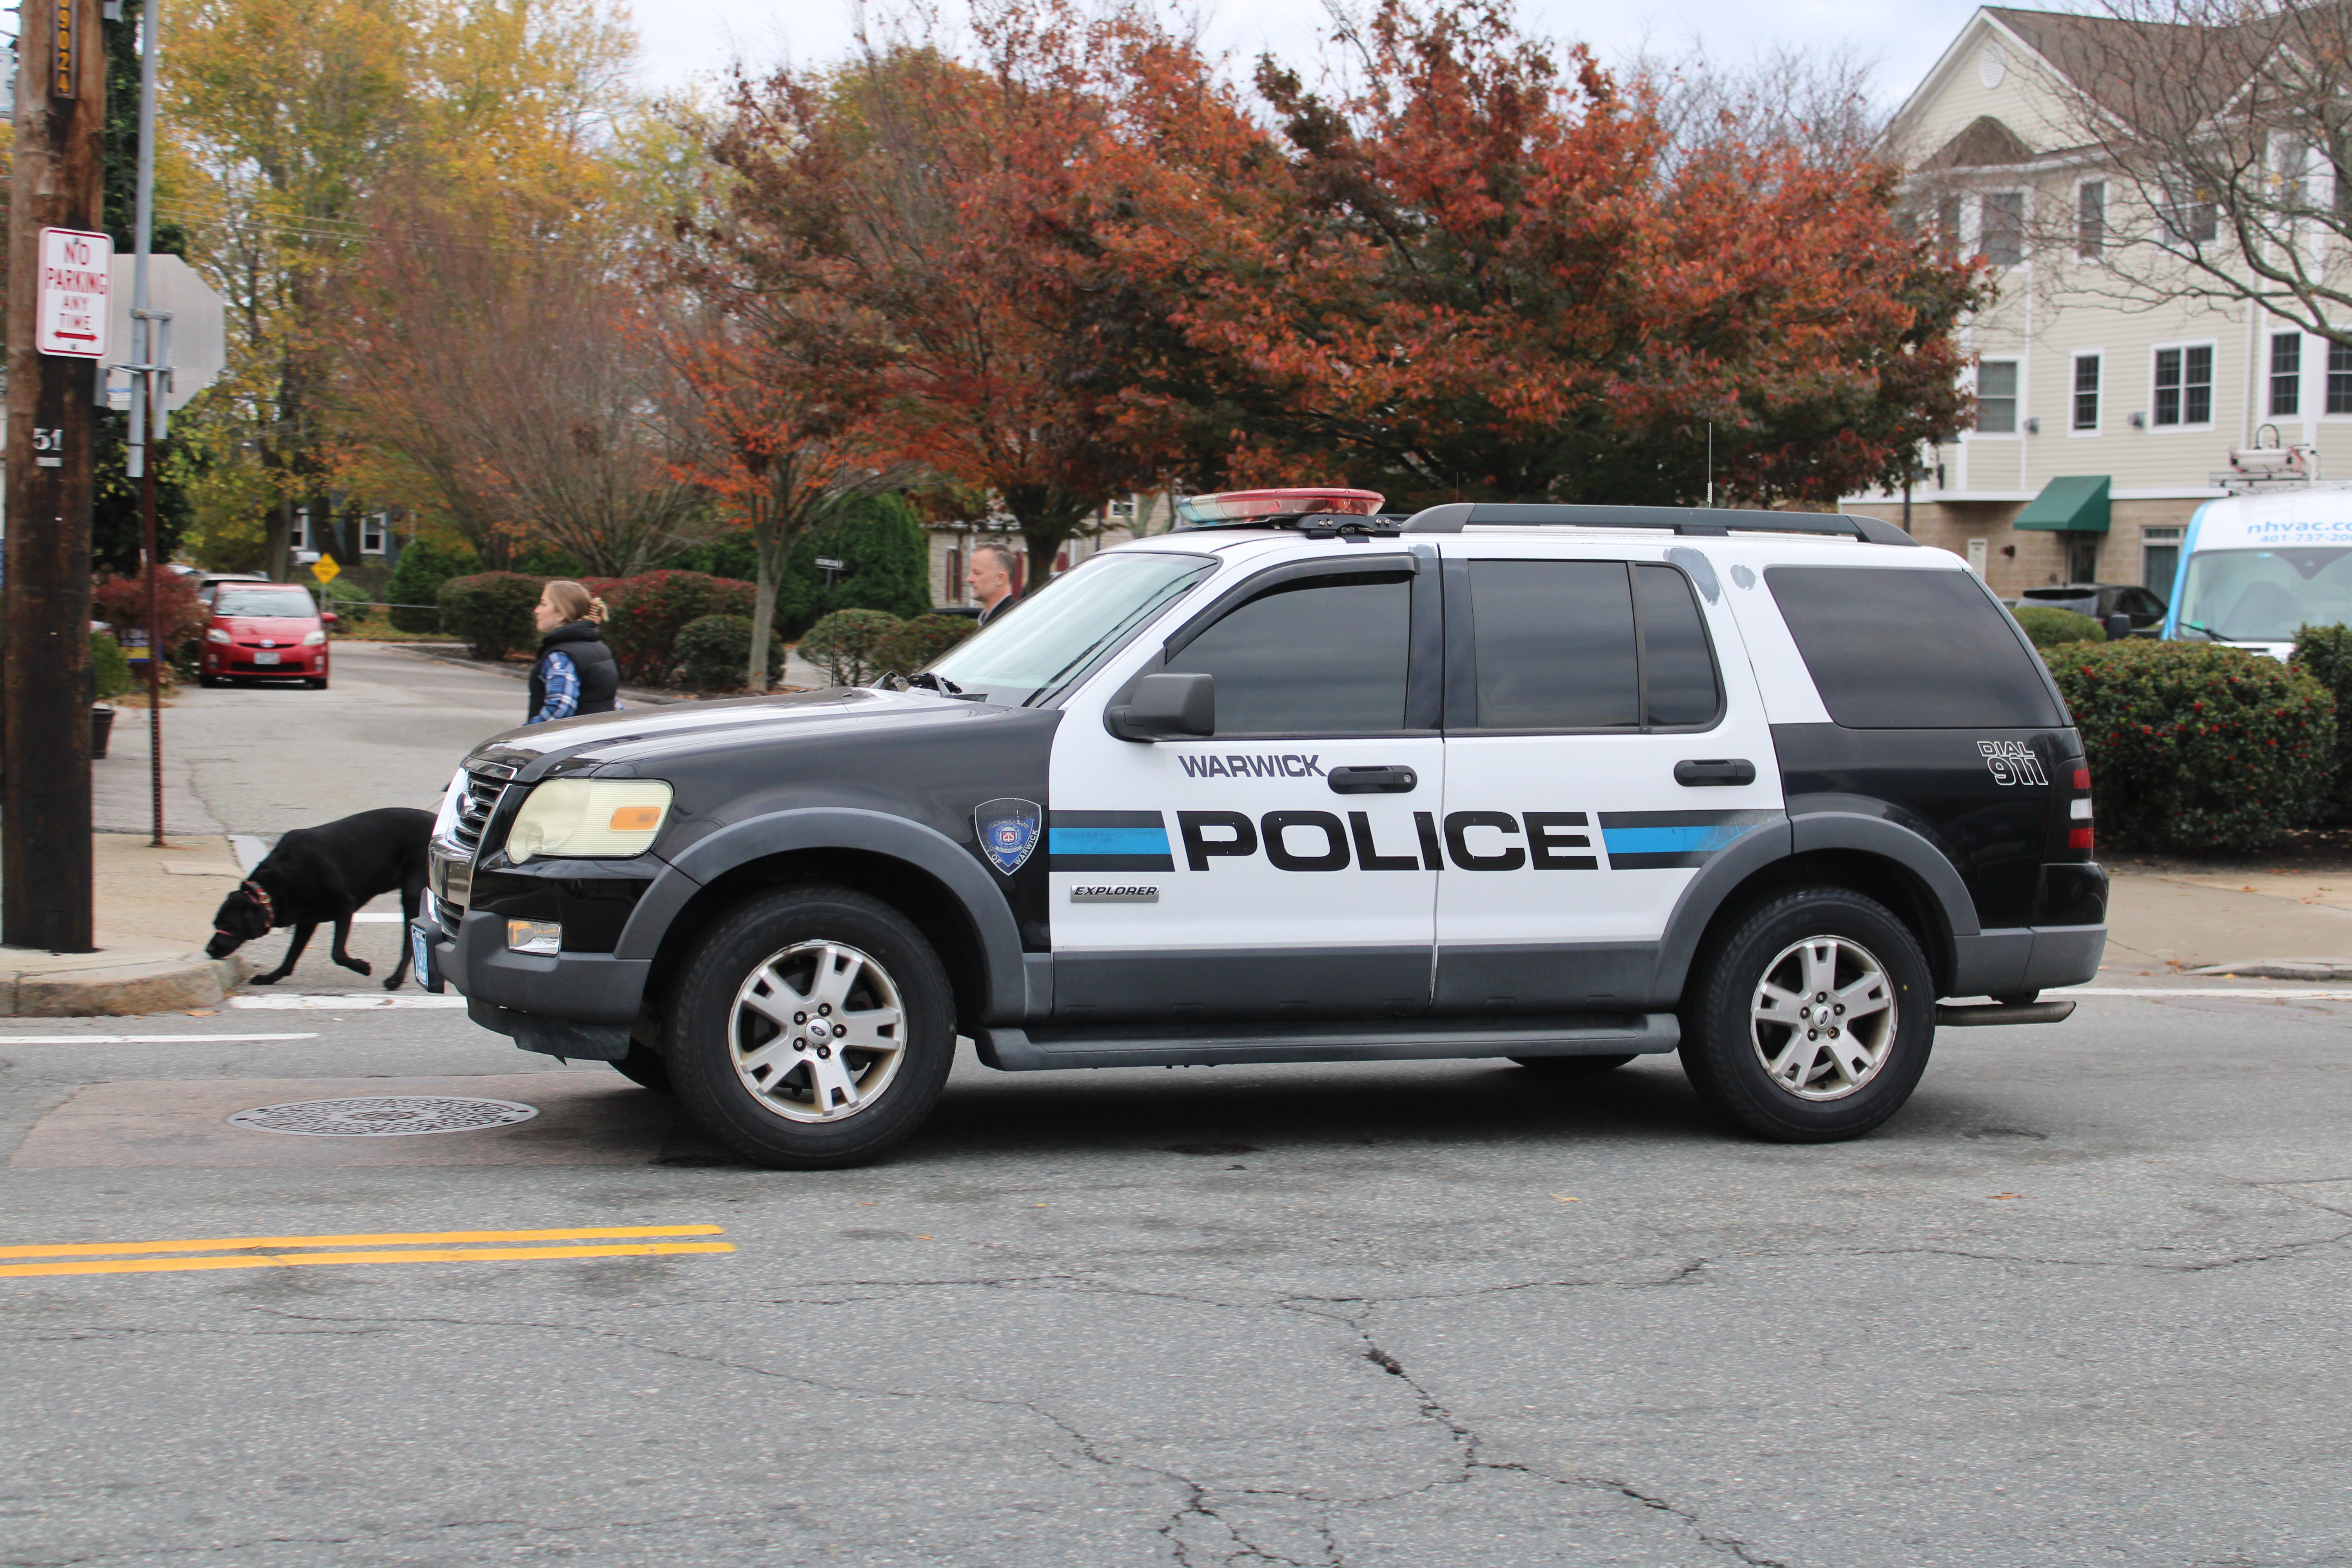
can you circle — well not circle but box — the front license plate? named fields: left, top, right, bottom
left=411, top=926, right=443, bottom=993
left=252, top=651, right=279, bottom=666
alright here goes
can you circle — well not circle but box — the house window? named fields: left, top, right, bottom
left=2142, top=526, right=2183, bottom=596
left=290, top=508, right=310, bottom=552
left=1982, top=191, right=2025, bottom=267
left=2163, top=187, right=2218, bottom=243
left=1936, top=196, right=1964, bottom=258
left=1976, top=361, right=2019, bottom=433
left=2073, top=354, right=2101, bottom=430
left=2270, top=333, right=2303, bottom=417
left=2153, top=344, right=2214, bottom=426
left=2330, top=341, right=2352, bottom=414
left=2076, top=181, right=2107, bottom=258
left=360, top=513, right=387, bottom=555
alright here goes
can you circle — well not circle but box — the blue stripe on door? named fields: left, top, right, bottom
left=1599, top=824, right=1750, bottom=857
left=1051, top=827, right=1172, bottom=857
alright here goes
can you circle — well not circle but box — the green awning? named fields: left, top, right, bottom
left=2013, top=475, right=2111, bottom=533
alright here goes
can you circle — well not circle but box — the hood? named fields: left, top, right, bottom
left=468, top=685, right=1012, bottom=780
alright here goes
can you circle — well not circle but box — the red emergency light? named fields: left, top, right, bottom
left=1174, top=488, right=1387, bottom=527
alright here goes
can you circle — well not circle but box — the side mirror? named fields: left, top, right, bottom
left=2104, top=613, right=2132, bottom=641
left=321, top=610, right=339, bottom=626
left=1108, top=672, right=1214, bottom=741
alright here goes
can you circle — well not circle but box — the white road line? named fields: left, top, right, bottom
left=0, top=1033, right=321, bottom=1044
left=2056, top=987, right=2352, bottom=1000
left=227, top=994, right=466, bottom=1010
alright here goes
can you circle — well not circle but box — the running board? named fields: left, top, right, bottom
left=973, top=1013, right=1679, bottom=1072
left=1935, top=1000, right=2076, bottom=1027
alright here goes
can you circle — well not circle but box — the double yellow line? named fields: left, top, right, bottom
left=0, top=1225, right=734, bottom=1279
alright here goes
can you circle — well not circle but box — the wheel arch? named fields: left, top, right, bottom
left=1655, top=815, right=1975, bottom=1001
left=620, top=809, right=1028, bottom=1042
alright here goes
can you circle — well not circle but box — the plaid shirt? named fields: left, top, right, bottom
left=529, top=651, right=580, bottom=724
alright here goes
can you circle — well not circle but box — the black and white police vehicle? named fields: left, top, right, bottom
left=414, top=490, right=2107, bottom=1168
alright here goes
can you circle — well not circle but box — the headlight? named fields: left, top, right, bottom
left=505, top=779, right=672, bottom=863
left=206, top=628, right=232, bottom=644
left=302, top=630, right=327, bottom=646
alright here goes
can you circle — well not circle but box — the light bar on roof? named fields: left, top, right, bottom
left=1174, top=488, right=1386, bottom=527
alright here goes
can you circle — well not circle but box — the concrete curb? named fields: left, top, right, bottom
left=1, top=946, right=249, bottom=1017
left=2187, top=958, right=2352, bottom=980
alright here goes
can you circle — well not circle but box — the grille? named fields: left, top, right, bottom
left=450, top=771, right=507, bottom=855
left=437, top=898, right=461, bottom=940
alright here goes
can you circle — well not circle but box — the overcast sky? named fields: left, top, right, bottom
left=635, top=0, right=1993, bottom=109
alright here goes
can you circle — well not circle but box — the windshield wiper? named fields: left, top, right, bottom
left=2177, top=619, right=2235, bottom=641
left=906, top=671, right=964, bottom=696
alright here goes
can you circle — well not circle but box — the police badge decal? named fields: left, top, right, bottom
left=974, top=799, right=1042, bottom=876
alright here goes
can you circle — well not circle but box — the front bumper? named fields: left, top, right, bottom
left=414, top=909, right=649, bottom=1060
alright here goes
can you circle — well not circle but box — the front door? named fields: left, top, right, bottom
left=1049, top=554, right=1442, bottom=1024
left=1433, top=546, right=1781, bottom=1013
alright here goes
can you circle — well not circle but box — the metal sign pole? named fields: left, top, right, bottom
left=129, top=0, right=166, bottom=847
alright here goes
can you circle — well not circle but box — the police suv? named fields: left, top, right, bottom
left=413, top=493, right=2107, bottom=1168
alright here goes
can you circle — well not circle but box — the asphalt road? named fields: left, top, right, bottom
left=2, top=989, right=2348, bottom=1567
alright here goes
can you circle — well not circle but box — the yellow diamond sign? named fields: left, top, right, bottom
left=310, top=554, right=341, bottom=584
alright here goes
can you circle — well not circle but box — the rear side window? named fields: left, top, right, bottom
left=1465, top=560, right=1722, bottom=730
left=1766, top=566, right=2062, bottom=728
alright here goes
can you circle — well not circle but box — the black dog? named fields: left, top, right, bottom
left=206, top=807, right=436, bottom=990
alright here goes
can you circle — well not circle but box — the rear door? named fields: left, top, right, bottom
left=1049, top=552, right=1443, bottom=1024
left=1432, top=543, right=1780, bottom=1014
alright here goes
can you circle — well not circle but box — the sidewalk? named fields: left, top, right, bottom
left=2105, top=866, right=2352, bottom=976
left=0, top=835, right=245, bottom=1015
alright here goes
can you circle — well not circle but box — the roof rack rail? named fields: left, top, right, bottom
left=1399, top=502, right=1919, bottom=546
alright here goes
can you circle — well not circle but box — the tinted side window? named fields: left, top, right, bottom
left=1635, top=564, right=1721, bottom=726
left=1766, top=566, right=2063, bottom=728
left=1166, top=573, right=1410, bottom=733
left=1469, top=561, right=1639, bottom=728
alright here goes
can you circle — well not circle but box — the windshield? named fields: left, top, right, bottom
left=924, top=551, right=1216, bottom=705
left=214, top=588, right=318, bottom=619
left=2176, top=548, right=2352, bottom=642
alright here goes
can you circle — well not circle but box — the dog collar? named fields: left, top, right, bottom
left=241, top=879, right=275, bottom=925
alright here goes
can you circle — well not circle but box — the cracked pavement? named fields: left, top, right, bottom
left=2, top=987, right=2349, bottom=1567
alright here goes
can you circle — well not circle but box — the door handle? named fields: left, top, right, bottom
left=1674, top=758, right=1756, bottom=787
left=1328, top=765, right=1418, bottom=795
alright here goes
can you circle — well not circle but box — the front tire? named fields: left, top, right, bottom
left=666, top=885, right=955, bottom=1169
left=1678, top=887, right=1933, bottom=1143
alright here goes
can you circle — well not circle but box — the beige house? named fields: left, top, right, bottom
left=1843, top=5, right=2346, bottom=600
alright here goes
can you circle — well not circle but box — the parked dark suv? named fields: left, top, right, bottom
left=2018, top=583, right=2166, bottom=633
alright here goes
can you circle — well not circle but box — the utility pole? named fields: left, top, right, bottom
left=4, top=0, right=111, bottom=953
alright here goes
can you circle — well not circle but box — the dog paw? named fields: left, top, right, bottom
left=342, top=960, right=374, bottom=976
left=381, top=975, right=404, bottom=992
left=249, top=975, right=281, bottom=986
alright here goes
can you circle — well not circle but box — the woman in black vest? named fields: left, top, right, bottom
left=526, top=581, right=621, bottom=724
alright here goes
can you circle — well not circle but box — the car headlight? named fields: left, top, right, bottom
left=505, top=780, right=672, bottom=863
left=302, top=630, right=327, bottom=646
left=206, top=628, right=232, bottom=644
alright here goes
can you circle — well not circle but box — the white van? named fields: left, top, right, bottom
left=2163, top=486, right=2352, bottom=656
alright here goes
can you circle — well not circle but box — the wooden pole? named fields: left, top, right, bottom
left=4, top=0, right=110, bottom=953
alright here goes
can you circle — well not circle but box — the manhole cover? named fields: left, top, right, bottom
left=228, top=1096, right=539, bottom=1137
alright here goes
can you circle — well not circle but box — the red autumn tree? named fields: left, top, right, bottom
left=1154, top=0, right=1987, bottom=509
left=702, top=5, right=1249, bottom=585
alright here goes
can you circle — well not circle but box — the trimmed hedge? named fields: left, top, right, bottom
left=383, top=539, right=476, bottom=632
left=2044, top=640, right=2337, bottom=853
left=598, top=571, right=756, bottom=684
left=876, top=613, right=978, bottom=677
left=2290, top=623, right=2352, bottom=820
left=798, top=608, right=902, bottom=687
left=2013, top=604, right=2105, bottom=648
left=439, top=573, right=545, bottom=661
left=675, top=614, right=783, bottom=692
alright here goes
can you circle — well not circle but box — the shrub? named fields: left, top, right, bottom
left=776, top=493, right=934, bottom=638
left=798, top=608, right=902, bottom=687
left=875, top=613, right=978, bottom=677
left=91, top=565, right=205, bottom=650
left=320, top=576, right=372, bottom=623
left=438, top=572, right=545, bottom=660
left=383, top=539, right=476, bottom=632
left=674, top=614, right=784, bottom=692
left=2045, top=639, right=2337, bottom=853
left=91, top=631, right=133, bottom=700
left=600, top=571, right=757, bottom=684
left=2013, top=603, right=2105, bottom=648
left=2291, top=623, right=2352, bottom=820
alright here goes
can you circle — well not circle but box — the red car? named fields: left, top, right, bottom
left=198, top=583, right=334, bottom=689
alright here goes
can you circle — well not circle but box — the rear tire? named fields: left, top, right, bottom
left=666, top=885, right=955, bottom=1169
left=1512, top=1054, right=1636, bottom=1075
left=1677, top=886, right=1934, bottom=1143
